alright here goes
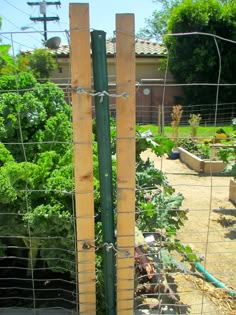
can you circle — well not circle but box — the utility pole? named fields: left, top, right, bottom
left=27, top=1, right=61, bottom=42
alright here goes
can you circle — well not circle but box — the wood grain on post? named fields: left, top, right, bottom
left=69, top=4, right=96, bottom=314
left=116, top=14, right=136, bottom=315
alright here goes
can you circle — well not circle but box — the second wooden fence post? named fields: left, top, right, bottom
left=116, top=13, right=136, bottom=315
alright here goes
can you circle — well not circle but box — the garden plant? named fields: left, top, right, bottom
left=171, top=104, right=183, bottom=141
left=0, top=72, right=201, bottom=313
left=188, top=113, right=202, bottom=138
left=218, top=119, right=236, bottom=179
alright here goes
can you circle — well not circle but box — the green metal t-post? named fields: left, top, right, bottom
left=91, top=30, right=116, bottom=315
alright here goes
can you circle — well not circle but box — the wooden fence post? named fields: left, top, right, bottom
left=116, top=14, right=136, bottom=315
left=70, top=4, right=96, bottom=314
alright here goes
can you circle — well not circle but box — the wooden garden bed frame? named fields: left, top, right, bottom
left=178, top=147, right=226, bottom=174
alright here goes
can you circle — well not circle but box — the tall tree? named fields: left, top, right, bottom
left=140, top=0, right=235, bottom=40
left=164, top=0, right=236, bottom=118
left=138, top=0, right=180, bottom=40
left=140, top=0, right=236, bottom=121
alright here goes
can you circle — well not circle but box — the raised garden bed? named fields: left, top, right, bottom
left=178, top=147, right=226, bottom=174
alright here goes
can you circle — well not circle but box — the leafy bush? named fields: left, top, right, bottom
left=0, top=44, right=16, bottom=75
left=0, top=80, right=71, bottom=161
left=177, top=138, right=211, bottom=159
left=218, top=119, right=236, bottom=179
left=0, top=72, right=37, bottom=92
left=136, top=127, right=175, bottom=160
left=0, top=73, right=75, bottom=276
left=136, top=159, right=186, bottom=236
left=28, top=48, right=57, bottom=80
left=177, top=138, right=198, bottom=152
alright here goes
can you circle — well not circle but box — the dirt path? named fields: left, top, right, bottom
left=141, top=151, right=236, bottom=314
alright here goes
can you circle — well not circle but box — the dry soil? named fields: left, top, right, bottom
left=141, top=150, right=236, bottom=315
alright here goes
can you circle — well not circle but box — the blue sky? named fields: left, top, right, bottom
left=1, top=0, right=160, bottom=53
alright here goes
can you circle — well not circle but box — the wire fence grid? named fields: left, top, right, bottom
left=55, top=83, right=236, bottom=126
left=0, top=16, right=236, bottom=315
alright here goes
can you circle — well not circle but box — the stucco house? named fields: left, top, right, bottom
left=36, top=40, right=184, bottom=123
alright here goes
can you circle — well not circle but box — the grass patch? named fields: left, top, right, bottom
left=138, top=124, right=232, bottom=139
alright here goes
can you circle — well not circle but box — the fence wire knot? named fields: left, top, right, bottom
left=103, top=242, right=131, bottom=257
left=74, top=86, right=129, bottom=103
left=104, top=242, right=114, bottom=252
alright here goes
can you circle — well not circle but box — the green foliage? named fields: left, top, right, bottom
left=188, top=113, right=202, bottom=138
left=0, top=142, right=14, bottom=165
left=138, top=124, right=232, bottom=138
left=138, top=0, right=181, bottom=40
left=23, top=203, right=75, bottom=273
left=28, top=48, right=57, bottom=80
left=166, top=239, right=201, bottom=264
left=0, top=71, right=190, bottom=311
left=0, top=73, right=75, bottom=275
left=0, top=72, right=37, bottom=92
left=136, top=159, right=186, bottom=236
left=0, top=44, right=17, bottom=74
left=0, top=240, right=6, bottom=257
left=178, top=138, right=211, bottom=159
left=220, top=150, right=236, bottom=179
left=0, top=144, right=76, bottom=274
left=15, top=54, right=31, bottom=73
left=165, top=0, right=236, bottom=111
left=136, top=127, right=175, bottom=160
left=0, top=164, right=17, bottom=203
left=218, top=119, right=236, bottom=179
left=0, top=77, right=71, bottom=161
left=0, top=32, right=57, bottom=78
left=177, top=138, right=198, bottom=152
left=197, top=143, right=211, bottom=159
left=215, top=127, right=226, bottom=134
left=232, top=118, right=236, bottom=132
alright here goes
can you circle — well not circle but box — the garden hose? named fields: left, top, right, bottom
left=195, top=262, right=235, bottom=297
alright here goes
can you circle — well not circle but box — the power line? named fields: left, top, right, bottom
left=27, top=1, right=61, bottom=42
left=1, top=13, right=42, bottom=44
left=1, top=14, right=19, bottom=30
left=2, top=0, right=29, bottom=16
left=0, top=33, right=35, bottom=50
left=56, top=20, right=69, bottom=44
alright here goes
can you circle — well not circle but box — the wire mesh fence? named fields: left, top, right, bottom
left=0, top=3, right=236, bottom=315
left=134, top=150, right=236, bottom=314
left=0, top=108, right=79, bottom=313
